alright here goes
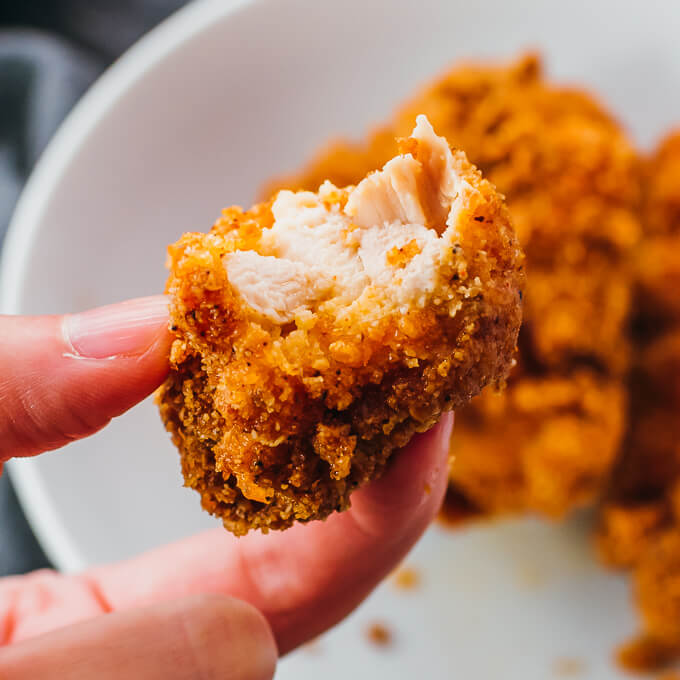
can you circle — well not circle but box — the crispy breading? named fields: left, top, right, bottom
left=157, top=117, right=524, bottom=535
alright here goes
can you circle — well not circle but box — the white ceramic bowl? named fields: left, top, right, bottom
left=4, top=0, right=680, bottom=677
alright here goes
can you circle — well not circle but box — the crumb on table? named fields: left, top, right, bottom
left=366, top=622, right=394, bottom=648
left=552, top=657, right=586, bottom=677
left=391, top=566, right=420, bottom=591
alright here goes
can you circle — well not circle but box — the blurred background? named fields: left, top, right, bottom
left=0, top=0, right=189, bottom=577
left=3, top=1, right=680, bottom=676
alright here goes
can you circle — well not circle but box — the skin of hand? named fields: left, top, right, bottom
left=0, top=295, right=454, bottom=679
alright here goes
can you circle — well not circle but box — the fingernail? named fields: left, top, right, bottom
left=63, top=296, right=169, bottom=359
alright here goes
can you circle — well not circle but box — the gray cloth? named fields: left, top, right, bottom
left=0, top=1, right=189, bottom=576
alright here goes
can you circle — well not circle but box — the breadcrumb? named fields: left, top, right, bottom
left=552, top=657, right=586, bottom=677
left=366, top=622, right=393, bottom=648
left=391, top=566, right=420, bottom=591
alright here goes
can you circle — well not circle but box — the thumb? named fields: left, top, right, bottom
left=0, top=296, right=171, bottom=465
left=0, top=594, right=277, bottom=680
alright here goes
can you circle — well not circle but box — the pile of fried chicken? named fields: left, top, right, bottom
left=263, top=54, right=680, bottom=673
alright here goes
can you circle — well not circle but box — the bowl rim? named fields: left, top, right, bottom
left=0, top=0, right=253, bottom=573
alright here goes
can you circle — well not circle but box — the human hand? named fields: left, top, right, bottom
left=0, top=296, right=453, bottom=678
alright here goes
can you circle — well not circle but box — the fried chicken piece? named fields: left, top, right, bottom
left=636, top=234, right=680, bottom=320
left=601, top=330, right=680, bottom=508
left=270, top=54, right=640, bottom=518
left=635, top=135, right=680, bottom=321
left=449, top=372, right=625, bottom=516
left=594, top=133, right=680, bottom=671
left=614, top=482, right=680, bottom=671
left=634, top=530, right=680, bottom=649
left=157, top=116, right=524, bottom=535
left=435, top=59, right=639, bottom=518
left=597, top=501, right=668, bottom=569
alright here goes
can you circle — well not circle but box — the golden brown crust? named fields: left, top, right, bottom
left=157, top=134, right=524, bottom=535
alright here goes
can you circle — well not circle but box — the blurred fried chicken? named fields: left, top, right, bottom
left=596, top=133, right=680, bottom=671
left=157, top=116, right=524, bottom=535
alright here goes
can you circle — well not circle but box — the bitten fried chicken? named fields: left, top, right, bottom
left=270, top=54, right=641, bottom=519
left=157, top=116, right=524, bottom=535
